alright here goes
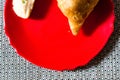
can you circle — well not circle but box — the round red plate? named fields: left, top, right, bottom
left=4, top=0, right=115, bottom=70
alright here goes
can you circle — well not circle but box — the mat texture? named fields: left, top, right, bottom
left=0, top=0, right=120, bottom=80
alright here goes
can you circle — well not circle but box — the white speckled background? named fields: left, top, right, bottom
left=0, top=0, right=120, bottom=80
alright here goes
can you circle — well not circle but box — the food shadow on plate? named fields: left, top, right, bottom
left=71, top=3, right=120, bottom=71
left=82, top=0, right=113, bottom=36
left=30, top=0, right=52, bottom=19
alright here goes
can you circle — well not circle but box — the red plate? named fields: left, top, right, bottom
left=4, top=0, right=115, bottom=70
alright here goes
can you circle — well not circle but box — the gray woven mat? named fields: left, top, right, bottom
left=0, top=0, right=120, bottom=80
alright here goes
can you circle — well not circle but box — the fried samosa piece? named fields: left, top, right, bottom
left=57, top=0, right=99, bottom=35
left=13, top=0, right=35, bottom=18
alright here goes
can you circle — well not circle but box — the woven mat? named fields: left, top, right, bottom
left=0, top=0, right=120, bottom=80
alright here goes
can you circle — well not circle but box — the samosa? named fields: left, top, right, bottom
left=13, top=0, right=35, bottom=18
left=57, top=0, right=99, bottom=35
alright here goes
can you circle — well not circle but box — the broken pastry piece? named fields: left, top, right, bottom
left=57, top=0, right=99, bottom=35
left=12, top=0, right=35, bottom=18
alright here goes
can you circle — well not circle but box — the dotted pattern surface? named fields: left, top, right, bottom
left=0, top=0, right=120, bottom=80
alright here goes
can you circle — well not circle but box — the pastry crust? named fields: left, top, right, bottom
left=57, top=0, right=99, bottom=35
left=13, top=0, right=35, bottom=18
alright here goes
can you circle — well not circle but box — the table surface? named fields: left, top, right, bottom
left=0, top=0, right=120, bottom=80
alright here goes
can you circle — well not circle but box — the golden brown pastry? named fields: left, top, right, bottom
left=57, top=0, right=99, bottom=35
